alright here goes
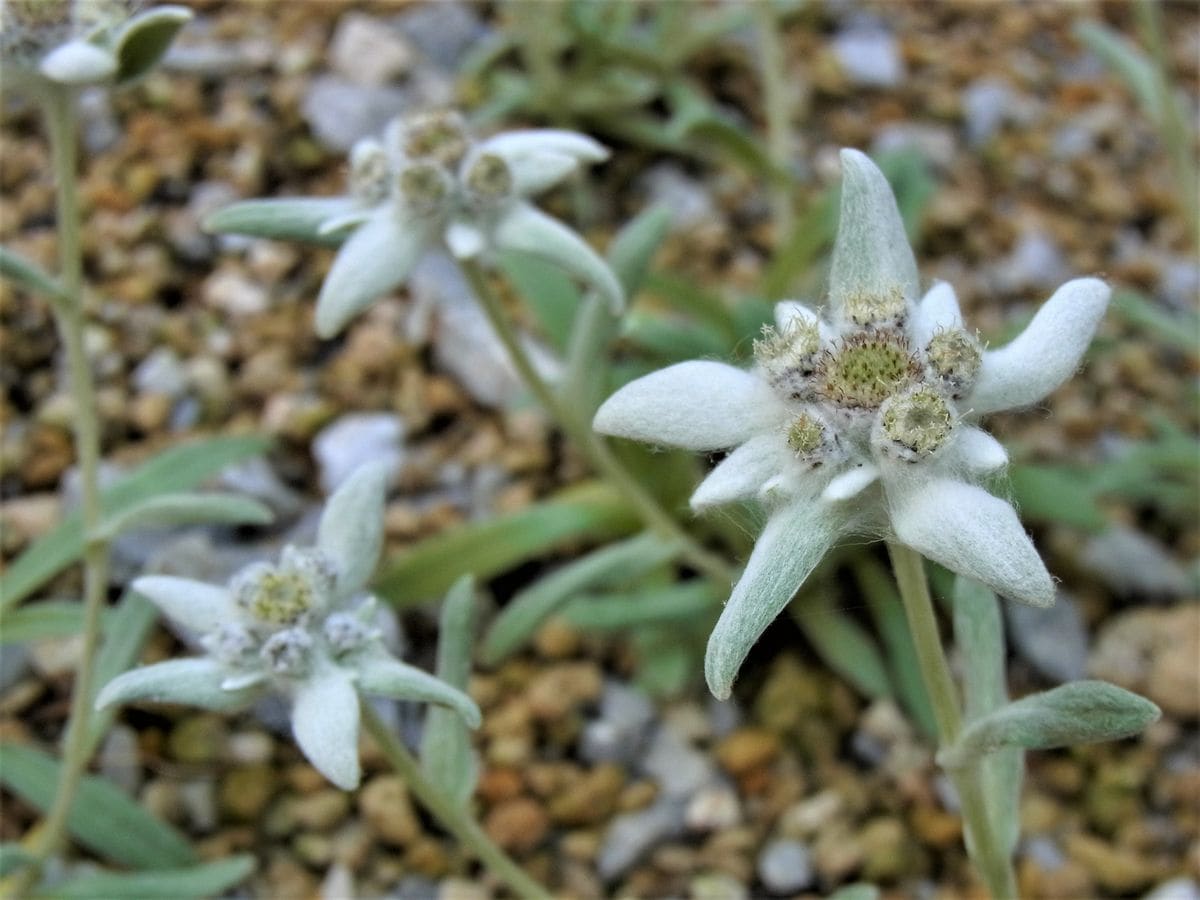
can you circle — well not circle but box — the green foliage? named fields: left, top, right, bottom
left=39, top=856, right=254, bottom=900
left=0, top=434, right=271, bottom=610
left=85, top=591, right=159, bottom=756
left=0, top=744, right=195, bottom=869
left=375, top=481, right=640, bottom=604
left=96, top=492, right=273, bottom=541
left=0, top=602, right=88, bottom=645
left=788, top=585, right=892, bottom=701
left=0, top=247, right=67, bottom=308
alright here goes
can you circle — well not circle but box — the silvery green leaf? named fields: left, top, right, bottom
left=0, top=600, right=85, bottom=645
left=316, top=460, right=390, bottom=597
left=828, top=149, right=919, bottom=318
left=291, top=666, right=361, bottom=790
left=315, top=210, right=431, bottom=338
left=49, top=856, right=254, bottom=900
left=939, top=680, right=1161, bottom=770
left=112, top=5, right=192, bottom=84
left=39, top=39, right=117, bottom=84
left=481, top=532, right=679, bottom=665
left=0, top=844, right=32, bottom=878
left=492, top=201, right=625, bottom=313
left=828, top=885, right=880, bottom=900
left=97, top=492, right=272, bottom=540
left=952, top=576, right=1022, bottom=855
left=132, top=575, right=236, bottom=633
left=705, top=499, right=846, bottom=700
left=420, top=575, right=480, bottom=809
left=203, top=198, right=355, bottom=245
left=0, top=246, right=67, bottom=308
left=607, top=204, right=671, bottom=296
left=479, top=129, right=609, bottom=195
left=95, top=659, right=262, bottom=712
left=355, top=649, right=481, bottom=728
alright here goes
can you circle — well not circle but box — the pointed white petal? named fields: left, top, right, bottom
left=479, top=130, right=608, bottom=195
left=204, top=197, right=357, bottom=243
left=889, top=478, right=1054, bottom=607
left=690, top=434, right=790, bottom=511
left=594, top=361, right=784, bottom=451
left=821, top=464, right=881, bottom=502
left=828, top=149, right=920, bottom=320
left=912, top=281, right=964, bottom=348
left=132, top=576, right=235, bottom=633
left=444, top=219, right=486, bottom=259
left=945, top=426, right=1008, bottom=474
left=317, top=460, right=391, bottom=597
left=315, top=211, right=430, bottom=339
left=490, top=201, right=625, bottom=312
left=355, top=650, right=482, bottom=728
left=705, top=501, right=845, bottom=699
left=291, top=666, right=361, bottom=790
left=317, top=209, right=375, bottom=236
left=773, top=301, right=819, bottom=331
left=40, top=40, right=117, bottom=84
left=967, top=278, right=1110, bottom=416
left=95, top=659, right=261, bottom=712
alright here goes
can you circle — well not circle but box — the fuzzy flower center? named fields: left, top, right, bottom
left=925, top=328, right=982, bottom=397
left=400, top=111, right=469, bottom=167
left=842, top=289, right=907, bottom=327
left=464, top=153, right=513, bottom=205
left=879, top=386, right=954, bottom=459
left=397, top=163, right=451, bottom=216
left=349, top=139, right=390, bottom=206
left=817, top=329, right=921, bottom=410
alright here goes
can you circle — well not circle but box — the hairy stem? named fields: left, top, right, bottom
left=6, top=85, right=111, bottom=897
left=461, top=260, right=734, bottom=588
left=887, top=542, right=1017, bottom=900
left=361, top=705, right=550, bottom=899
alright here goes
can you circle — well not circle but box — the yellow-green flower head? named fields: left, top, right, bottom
left=95, top=462, right=482, bottom=791
left=594, top=148, right=1112, bottom=700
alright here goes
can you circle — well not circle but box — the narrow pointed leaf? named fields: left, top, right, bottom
left=95, top=658, right=260, bottom=712
left=113, top=6, right=192, bottom=84
left=563, top=581, right=718, bottom=631
left=0, top=247, right=67, bottom=306
left=47, top=856, right=254, bottom=900
left=0, top=435, right=269, bottom=610
left=203, top=198, right=354, bottom=245
left=481, top=532, right=679, bottom=665
left=940, top=680, right=1161, bottom=770
left=317, top=460, right=390, bottom=596
left=789, top=587, right=891, bottom=700
left=356, top=651, right=481, bottom=728
left=86, top=590, right=159, bottom=756
left=420, top=575, right=480, bottom=808
left=292, top=667, right=361, bottom=790
left=0, top=743, right=195, bottom=869
left=98, top=492, right=272, bottom=540
left=0, top=601, right=85, bottom=644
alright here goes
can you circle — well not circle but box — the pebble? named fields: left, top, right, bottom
left=526, top=661, right=604, bottom=721
left=831, top=24, right=905, bottom=87
left=132, top=347, right=189, bottom=399
left=684, top=784, right=741, bottom=832
left=179, top=779, right=218, bottom=832
left=1145, top=878, right=1200, bottom=900
left=962, top=78, right=1016, bottom=146
left=596, top=797, right=686, bottom=881
left=714, top=727, right=779, bottom=777
left=27, top=635, right=84, bottom=678
left=168, top=714, right=228, bottom=765
left=1005, top=591, right=1088, bottom=682
left=1089, top=605, right=1200, bottom=719
left=312, top=412, right=405, bottom=493
left=690, top=872, right=749, bottom=900
left=548, top=764, right=626, bottom=826
left=358, top=775, right=420, bottom=845
left=778, top=790, right=844, bottom=838
left=394, top=0, right=488, bottom=73
left=97, top=724, right=142, bottom=795
left=640, top=164, right=719, bottom=233
left=219, top=764, right=277, bottom=820
left=484, top=796, right=549, bottom=853
left=757, top=838, right=814, bottom=893
left=318, top=862, right=355, bottom=900
left=641, top=723, right=717, bottom=799
left=302, top=76, right=412, bottom=153
left=291, top=788, right=351, bottom=831
left=202, top=265, right=270, bottom=316
left=218, top=457, right=304, bottom=521
left=1081, top=525, right=1190, bottom=598
left=993, top=230, right=1070, bottom=294
left=328, top=13, right=413, bottom=86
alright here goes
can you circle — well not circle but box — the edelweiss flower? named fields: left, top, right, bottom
left=0, top=0, right=189, bottom=88
left=206, top=110, right=624, bottom=338
left=594, top=149, right=1110, bottom=700
left=96, top=462, right=481, bottom=790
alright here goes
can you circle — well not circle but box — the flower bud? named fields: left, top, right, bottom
left=348, top=138, right=390, bottom=206
left=395, top=162, right=452, bottom=217
left=817, top=328, right=921, bottom=410
left=462, top=152, right=514, bottom=207
left=874, top=385, right=955, bottom=462
left=925, top=327, right=982, bottom=398
left=395, top=110, right=469, bottom=166
left=260, top=628, right=314, bottom=676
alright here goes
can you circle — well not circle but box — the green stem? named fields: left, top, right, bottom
left=886, top=543, right=1017, bottom=900
left=754, top=0, right=795, bottom=240
left=361, top=705, right=550, bottom=900
left=4, top=85, right=111, bottom=898
left=460, top=261, right=734, bottom=588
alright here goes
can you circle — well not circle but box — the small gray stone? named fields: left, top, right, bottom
left=1081, top=525, right=1190, bottom=599
left=302, top=76, right=412, bottom=153
left=758, top=838, right=814, bottom=893
left=1005, top=592, right=1088, bottom=683
left=597, top=798, right=686, bottom=880
left=179, top=779, right=218, bottom=832
left=329, top=13, right=413, bottom=86
left=832, top=25, right=904, bottom=87
left=1144, top=878, right=1200, bottom=900
left=98, top=725, right=142, bottom=795
left=312, top=413, right=405, bottom=494
left=873, top=123, right=958, bottom=171
left=640, top=164, right=718, bottom=232
left=685, top=784, right=741, bottom=832
left=0, top=646, right=30, bottom=694
left=395, top=1, right=488, bottom=73
left=1160, top=259, right=1200, bottom=312
left=641, top=722, right=716, bottom=799
left=581, top=680, right=657, bottom=765
left=218, top=457, right=304, bottom=521
left=1023, top=835, right=1065, bottom=870
left=133, top=348, right=189, bottom=399
left=994, top=231, right=1069, bottom=293
left=962, top=78, right=1015, bottom=146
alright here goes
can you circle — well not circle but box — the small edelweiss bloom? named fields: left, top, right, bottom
left=205, top=110, right=624, bottom=338
left=0, top=0, right=189, bottom=89
left=96, top=461, right=481, bottom=790
left=593, top=148, right=1110, bottom=700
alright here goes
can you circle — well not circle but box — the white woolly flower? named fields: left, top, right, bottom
left=0, top=0, right=189, bottom=88
left=594, top=148, right=1110, bottom=701
left=206, top=110, right=624, bottom=338
left=96, top=461, right=481, bottom=790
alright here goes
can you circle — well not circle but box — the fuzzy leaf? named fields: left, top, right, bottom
left=0, top=247, right=66, bottom=306
left=940, top=680, right=1161, bottom=770
left=317, top=460, right=390, bottom=597
left=203, top=198, right=353, bottom=245
left=86, top=591, right=158, bottom=756
left=419, top=575, right=480, bottom=809
left=0, top=601, right=86, bottom=645
left=0, top=743, right=195, bottom=869
left=113, top=6, right=192, bottom=84
left=46, top=856, right=254, bottom=900
left=563, top=581, right=717, bottom=631
left=97, top=492, right=272, bottom=540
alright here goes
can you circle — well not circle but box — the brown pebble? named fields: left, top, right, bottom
left=218, top=764, right=277, bottom=821
left=715, top=728, right=780, bottom=777
left=290, top=788, right=350, bottom=831
left=477, top=766, right=524, bottom=803
left=548, top=763, right=625, bottom=826
left=484, top=797, right=549, bottom=853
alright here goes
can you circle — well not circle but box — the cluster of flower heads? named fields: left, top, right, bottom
left=0, top=0, right=189, bottom=87
left=594, top=149, right=1110, bottom=699
left=98, top=463, right=480, bottom=790
left=207, top=110, right=624, bottom=339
